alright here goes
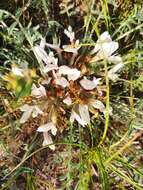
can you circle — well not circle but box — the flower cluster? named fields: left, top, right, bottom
left=17, top=26, right=123, bottom=150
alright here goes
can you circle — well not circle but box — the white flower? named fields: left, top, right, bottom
left=59, top=65, right=80, bottom=81
left=34, top=45, right=50, bottom=65
left=37, top=122, right=57, bottom=135
left=12, top=67, right=24, bottom=77
left=63, top=26, right=80, bottom=53
left=45, top=42, right=61, bottom=51
left=20, top=104, right=33, bottom=123
left=70, top=105, right=90, bottom=127
left=34, top=46, right=58, bottom=66
left=37, top=122, right=57, bottom=150
left=43, top=132, right=55, bottom=150
left=79, top=104, right=90, bottom=124
left=91, top=31, right=122, bottom=63
left=31, top=84, right=47, bottom=98
left=44, top=64, right=59, bottom=73
left=79, top=77, right=101, bottom=90
left=92, top=100, right=106, bottom=112
left=91, top=99, right=113, bottom=116
left=70, top=111, right=87, bottom=127
left=97, top=42, right=118, bottom=58
left=55, top=76, right=69, bottom=88
left=70, top=100, right=113, bottom=127
left=40, top=38, right=46, bottom=49
left=107, top=55, right=122, bottom=64
left=108, top=63, right=124, bottom=81
left=91, top=31, right=112, bottom=54
left=63, top=96, right=72, bottom=106
left=64, top=26, right=75, bottom=42
left=20, top=104, right=43, bottom=123
left=62, top=40, right=80, bottom=54
left=41, top=78, right=52, bottom=85
left=41, top=51, right=58, bottom=73
left=48, top=51, right=58, bottom=65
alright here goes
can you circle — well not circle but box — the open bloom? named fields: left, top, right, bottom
left=64, top=26, right=75, bottom=42
left=47, top=51, right=58, bottom=65
left=34, top=38, right=81, bottom=87
left=58, top=65, right=80, bottom=81
left=91, top=31, right=122, bottom=64
left=34, top=45, right=50, bottom=65
left=63, top=26, right=80, bottom=54
left=37, top=122, right=57, bottom=150
left=19, top=104, right=43, bottom=123
left=70, top=99, right=113, bottom=127
left=91, top=99, right=113, bottom=116
left=34, top=38, right=58, bottom=66
left=108, top=63, right=124, bottom=81
left=53, top=65, right=80, bottom=88
left=31, top=84, right=47, bottom=98
left=34, top=48, right=59, bottom=74
left=62, top=39, right=80, bottom=54
left=70, top=104, right=90, bottom=127
left=79, top=77, right=101, bottom=90
left=55, top=76, right=69, bottom=88
left=34, top=44, right=58, bottom=68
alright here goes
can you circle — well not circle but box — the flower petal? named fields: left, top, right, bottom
left=92, top=100, right=113, bottom=116
left=43, top=132, right=55, bottom=150
left=41, top=78, right=52, bottom=85
left=31, top=84, right=47, bottom=98
left=44, top=64, right=59, bottom=73
left=107, top=55, right=122, bottom=64
left=20, top=105, right=33, bottom=123
left=37, top=122, right=57, bottom=135
left=67, top=69, right=80, bottom=81
left=48, top=51, right=58, bottom=65
left=32, top=106, right=43, bottom=118
left=103, top=107, right=113, bottom=117
left=70, top=110, right=87, bottom=127
left=98, top=42, right=119, bottom=58
left=108, top=63, right=124, bottom=81
left=34, top=45, right=49, bottom=64
left=63, top=96, right=72, bottom=106
left=62, top=40, right=80, bottom=54
left=79, top=104, right=90, bottom=125
left=62, top=45, right=78, bottom=54
left=91, top=31, right=112, bottom=54
left=92, top=100, right=105, bottom=112
left=64, top=26, right=75, bottom=42
left=55, top=77, right=69, bottom=88
left=98, top=31, right=112, bottom=42
left=91, top=31, right=119, bottom=62
left=58, top=65, right=71, bottom=74
left=80, top=77, right=101, bottom=90
left=40, top=38, right=46, bottom=49
left=109, top=63, right=124, bottom=73
left=20, top=104, right=31, bottom=112
left=59, top=65, right=80, bottom=81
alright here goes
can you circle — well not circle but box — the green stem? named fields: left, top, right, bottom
left=99, top=60, right=110, bottom=146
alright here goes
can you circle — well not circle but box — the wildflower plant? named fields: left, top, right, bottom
left=9, top=26, right=123, bottom=149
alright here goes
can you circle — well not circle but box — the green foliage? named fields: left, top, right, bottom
left=133, top=75, right=143, bottom=91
